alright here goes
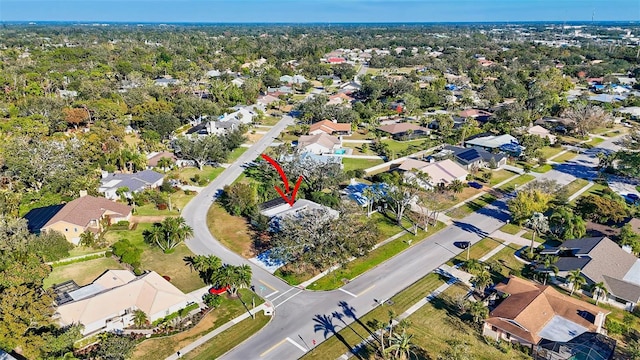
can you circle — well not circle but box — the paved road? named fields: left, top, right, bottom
left=182, top=115, right=296, bottom=296
left=183, top=132, right=624, bottom=360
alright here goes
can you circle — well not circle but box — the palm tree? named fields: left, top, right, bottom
left=464, top=259, right=483, bottom=275
left=156, top=157, right=173, bottom=173
left=184, top=255, right=221, bottom=284
left=524, top=212, right=549, bottom=258
left=566, top=269, right=586, bottom=296
left=160, top=217, right=194, bottom=252
left=540, top=255, right=559, bottom=285
left=212, top=264, right=252, bottom=297
left=447, top=179, right=465, bottom=194
left=591, top=282, right=608, bottom=305
left=133, top=309, right=148, bottom=328
left=385, top=330, right=418, bottom=360
left=471, top=269, right=493, bottom=295
left=468, top=301, right=489, bottom=324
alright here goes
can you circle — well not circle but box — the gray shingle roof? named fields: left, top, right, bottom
left=602, top=275, right=640, bottom=303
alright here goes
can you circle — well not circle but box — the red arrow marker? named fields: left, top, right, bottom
left=261, top=154, right=303, bottom=206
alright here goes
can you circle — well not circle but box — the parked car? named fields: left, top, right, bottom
left=625, top=193, right=639, bottom=204
left=468, top=181, right=483, bottom=189
left=208, top=285, right=230, bottom=295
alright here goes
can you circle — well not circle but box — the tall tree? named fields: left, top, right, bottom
left=524, top=212, right=549, bottom=258
left=174, top=134, right=228, bottom=170
left=591, top=282, right=608, bottom=305
left=212, top=264, right=252, bottom=297
left=143, top=217, right=194, bottom=253
left=566, top=269, right=586, bottom=296
left=563, top=103, right=611, bottom=137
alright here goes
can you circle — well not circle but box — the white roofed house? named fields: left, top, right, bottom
left=527, top=125, right=557, bottom=144
left=99, top=170, right=164, bottom=200
left=219, top=107, right=256, bottom=125
left=297, top=133, right=342, bottom=155
left=398, top=158, right=468, bottom=190
left=54, top=270, right=193, bottom=335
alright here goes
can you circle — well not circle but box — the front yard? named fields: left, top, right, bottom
left=174, top=165, right=225, bottom=184
left=553, top=151, right=578, bottom=163
left=131, top=289, right=264, bottom=360
left=447, top=237, right=504, bottom=267
left=207, top=203, right=255, bottom=258
left=133, top=190, right=196, bottom=216
left=381, top=138, right=430, bottom=154
left=446, top=193, right=497, bottom=219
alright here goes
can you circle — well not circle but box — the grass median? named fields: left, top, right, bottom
left=306, top=222, right=445, bottom=291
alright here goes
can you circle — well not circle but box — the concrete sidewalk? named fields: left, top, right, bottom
left=165, top=304, right=269, bottom=360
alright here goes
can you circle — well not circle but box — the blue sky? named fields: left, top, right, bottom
left=1, top=0, right=639, bottom=23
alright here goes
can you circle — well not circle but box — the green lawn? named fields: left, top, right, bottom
left=134, top=190, right=196, bottom=216
left=532, top=164, right=553, bottom=173
left=259, top=116, right=281, bottom=126
left=497, top=174, right=536, bottom=193
left=131, top=289, right=263, bottom=360
left=569, top=182, right=609, bottom=204
left=587, top=137, right=605, bottom=146
left=343, top=131, right=376, bottom=140
left=175, top=166, right=225, bottom=184
left=207, top=203, right=255, bottom=258
left=184, top=312, right=270, bottom=360
left=446, top=193, right=497, bottom=219
left=447, top=237, right=504, bottom=267
left=307, top=222, right=445, bottom=290
left=44, top=257, right=124, bottom=288
left=539, top=146, right=564, bottom=159
left=486, top=245, right=527, bottom=281
left=370, top=212, right=411, bottom=242
left=486, top=169, right=518, bottom=186
left=562, top=178, right=590, bottom=197
left=106, top=223, right=205, bottom=292
left=436, top=186, right=484, bottom=210
left=553, top=151, right=578, bottom=163
left=500, top=223, right=522, bottom=235
left=304, top=279, right=529, bottom=360
left=228, top=147, right=248, bottom=162
left=381, top=138, right=429, bottom=154
left=342, top=158, right=384, bottom=172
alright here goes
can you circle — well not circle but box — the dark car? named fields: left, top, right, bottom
left=208, top=285, right=230, bottom=295
left=468, top=181, right=483, bottom=189
left=454, top=241, right=471, bottom=249
left=626, top=193, right=640, bottom=204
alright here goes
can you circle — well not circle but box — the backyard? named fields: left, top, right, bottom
left=342, top=158, right=384, bottom=172
left=44, top=256, right=124, bottom=289
left=381, top=138, right=430, bottom=154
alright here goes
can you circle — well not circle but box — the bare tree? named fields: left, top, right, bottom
left=564, top=103, right=611, bottom=137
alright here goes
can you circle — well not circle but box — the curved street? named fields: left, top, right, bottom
left=181, top=119, right=623, bottom=360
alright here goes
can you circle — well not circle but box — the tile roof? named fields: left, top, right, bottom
left=487, top=276, right=608, bottom=344
left=377, top=123, right=429, bottom=135
left=298, top=133, right=341, bottom=151
left=44, top=196, right=132, bottom=228
left=56, top=271, right=190, bottom=331
left=398, top=158, right=430, bottom=171
left=309, top=120, right=352, bottom=135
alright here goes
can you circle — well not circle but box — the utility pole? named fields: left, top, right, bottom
left=466, top=242, right=471, bottom=261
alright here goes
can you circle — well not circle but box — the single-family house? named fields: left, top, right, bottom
left=258, top=198, right=339, bottom=231
left=0, top=349, right=18, bottom=360
left=465, top=134, right=520, bottom=153
left=153, top=77, right=180, bottom=87
left=257, top=94, right=280, bottom=107
left=589, top=94, right=626, bottom=103
left=218, top=108, right=256, bottom=124
left=327, top=57, right=346, bottom=64
left=297, top=133, right=342, bottom=155
left=309, top=120, right=352, bottom=136
left=280, top=75, right=307, bottom=84
left=438, top=145, right=507, bottom=170
left=399, top=159, right=468, bottom=189
left=231, top=78, right=245, bottom=87
left=57, top=89, right=78, bottom=99
left=527, top=125, right=557, bottom=144
left=343, top=181, right=388, bottom=207
left=205, top=119, right=241, bottom=136
left=377, top=123, right=430, bottom=140
left=205, top=70, right=222, bottom=77
left=55, top=270, right=192, bottom=335
left=99, top=170, right=164, bottom=200
left=459, top=109, right=493, bottom=123
left=340, top=81, right=361, bottom=92
left=483, top=276, right=609, bottom=346
left=540, top=237, right=640, bottom=311
left=24, top=194, right=132, bottom=244
left=327, top=93, right=354, bottom=106
left=146, top=151, right=177, bottom=169
left=617, top=106, right=640, bottom=120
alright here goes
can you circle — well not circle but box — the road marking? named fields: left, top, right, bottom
left=339, top=288, right=357, bottom=297
left=259, top=279, right=277, bottom=291
left=286, top=337, right=308, bottom=353
left=264, top=290, right=279, bottom=299
left=260, top=338, right=287, bottom=357
left=357, top=285, right=376, bottom=297
left=274, top=290, right=303, bottom=308
left=270, top=287, right=295, bottom=302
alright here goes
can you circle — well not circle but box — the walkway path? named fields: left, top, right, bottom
left=165, top=304, right=269, bottom=360
left=567, top=181, right=595, bottom=202
left=479, top=229, right=539, bottom=263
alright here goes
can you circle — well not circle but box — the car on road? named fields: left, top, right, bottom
left=454, top=241, right=471, bottom=249
left=208, top=285, right=230, bottom=295
left=468, top=181, right=483, bottom=189
left=625, top=193, right=640, bottom=204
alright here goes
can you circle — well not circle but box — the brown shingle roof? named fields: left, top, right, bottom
left=377, top=123, right=428, bottom=135
left=298, top=133, right=341, bottom=150
left=487, top=276, right=608, bottom=344
left=44, top=196, right=132, bottom=228
left=309, top=120, right=352, bottom=135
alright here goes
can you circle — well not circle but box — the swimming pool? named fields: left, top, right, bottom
left=334, top=149, right=346, bottom=154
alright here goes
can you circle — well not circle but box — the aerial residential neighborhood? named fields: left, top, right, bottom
left=2, top=3, right=640, bottom=360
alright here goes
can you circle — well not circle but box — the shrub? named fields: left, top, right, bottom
left=191, top=174, right=201, bottom=183
left=605, top=318, right=628, bottom=335
left=30, top=230, right=74, bottom=262
left=157, top=203, right=168, bottom=210
left=184, top=190, right=192, bottom=195
left=203, top=294, right=223, bottom=309
left=111, top=239, right=142, bottom=269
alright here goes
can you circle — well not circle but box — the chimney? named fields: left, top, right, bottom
left=101, top=170, right=109, bottom=179
left=79, top=190, right=88, bottom=197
